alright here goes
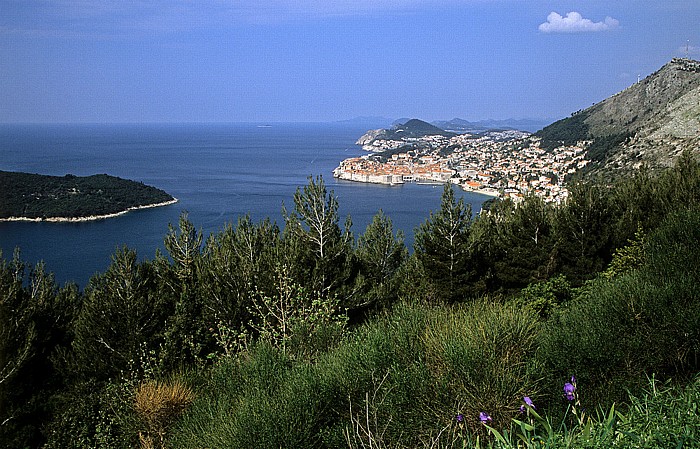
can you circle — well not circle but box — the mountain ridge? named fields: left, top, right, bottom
left=537, top=58, right=700, bottom=177
left=356, top=118, right=456, bottom=145
left=357, top=117, right=547, bottom=146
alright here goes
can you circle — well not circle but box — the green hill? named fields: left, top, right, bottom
left=391, top=118, right=456, bottom=138
left=356, top=118, right=456, bottom=145
left=0, top=171, right=175, bottom=220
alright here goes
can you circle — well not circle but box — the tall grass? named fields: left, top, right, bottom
left=171, top=299, right=543, bottom=448
left=134, top=378, right=195, bottom=449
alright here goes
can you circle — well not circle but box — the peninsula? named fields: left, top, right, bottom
left=334, top=59, right=700, bottom=203
left=334, top=118, right=582, bottom=204
left=0, top=171, right=177, bottom=222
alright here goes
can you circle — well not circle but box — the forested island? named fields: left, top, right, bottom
left=0, top=171, right=176, bottom=221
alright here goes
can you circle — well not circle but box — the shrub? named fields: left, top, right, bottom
left=512, top=275, right=573, bottom=320
left=134, top=378, right=195, bottom=449
left=171, top=300, right=544, bottom=448
left=422, top=300, right=543, bottom=435
left=538, top=208, right=700, bottom=407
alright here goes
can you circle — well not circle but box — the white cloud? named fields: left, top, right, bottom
left=538, top=11, right=619, bottom=33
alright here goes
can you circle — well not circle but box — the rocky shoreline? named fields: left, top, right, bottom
left=0, top=198, right=178, bottom=223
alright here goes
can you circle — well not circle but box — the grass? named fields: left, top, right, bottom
left=169, top=299, right=545, bottom=448
left=134, top=378, right=195, bottom=449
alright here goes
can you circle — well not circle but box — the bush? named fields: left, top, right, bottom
left=538, top=208, right=700, bottom=407
left=171, top=300, right=544, bottom=448
left=422, top=300, right=543, bottom=434
left=512, top=275, right=573, bottom=320
left=134, top=378, right=195, bottom=449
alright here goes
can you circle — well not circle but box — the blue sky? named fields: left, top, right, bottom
left=1, top=0, right=698, bottom=124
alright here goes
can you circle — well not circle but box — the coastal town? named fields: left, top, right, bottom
left=333, top=122, right=590, bottom=204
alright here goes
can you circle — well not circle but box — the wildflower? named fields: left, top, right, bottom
left=520, top=396, right=535, bottom=413
left=455, top=413, right=464, bottom=423
left=563, top=382, right=576, bottom=401
left=479, top=412, right=492, bottom=423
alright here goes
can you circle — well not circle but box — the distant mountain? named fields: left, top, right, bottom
left=356, top=119, right=455, bottom=145
left=433, top=118, right=552, bottom=133
left=536, top=58, right=700, bottom=177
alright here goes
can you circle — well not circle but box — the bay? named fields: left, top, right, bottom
left=0, top=123, right=488, bottom=288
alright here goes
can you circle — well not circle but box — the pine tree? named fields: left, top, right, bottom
left=494, top=195, right=556, bottom=290
left=159, top=212, right=208, bottom=368
left=355, top=210, right=408, bottom=310
left=72, top=247, right=165, bottom=381
left=283, top=176, right=353, bottom=301
left=553, top=183, right=617, bottom=284
left=0, top=250, right=32, bottom=434
left=199, top=215, right=280, bottom=357
left=414, top=183, right=474, bottom=302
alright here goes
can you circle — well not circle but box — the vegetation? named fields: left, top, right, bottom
left=0, top=171, right=174, bottom=219
left=381, top=119, right=456, bottom=140
left=536, top=111, right=590, bottom=151
left=1, top=154, right=699, bottom=448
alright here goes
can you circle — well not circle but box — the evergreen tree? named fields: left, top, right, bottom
left=199, top=215, right=280, bottom=357
left=0, top=251, right=33, bottom=443
left=0, top=252, right=80, bottom=449
left=283, top=176, right=353, bottom=302
left=414, top=183, right=474, bottom=302
left=158, top=212, right=208, bottom=368
left=553, top=183, right=617, bottom=284
left=355, top=210, right=408, bottom=310
left=468, top=198, right=512, bottom=293
left=72, top=248, right=165, bottom=381
left=494, top=195, right=556, bottom=290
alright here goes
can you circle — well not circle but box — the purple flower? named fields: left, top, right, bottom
left=520, top=396, right=535, bottom=413
left=570, top=376, right=577, bottom=386
left=479, top=412, right=492, bottom=423
left=455, top=413, right=464, bottom=423
left=524, top=396, right=535, bottom=409
left=564, top=382, right=576, bottom=401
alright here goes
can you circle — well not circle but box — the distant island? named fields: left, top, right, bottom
left=0, top=171, right=177, bottom=222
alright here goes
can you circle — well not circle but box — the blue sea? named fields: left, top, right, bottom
left=0, top=123, right=488, bottom=288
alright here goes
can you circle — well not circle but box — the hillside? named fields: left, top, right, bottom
left=356, top=119, right=455, bottom=145
left=433, top=117, right=550, bottom=133
left=0, top=171, right=176, bottom=221
left=537, top=58, right=700, bottom=177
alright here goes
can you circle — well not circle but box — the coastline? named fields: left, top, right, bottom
left=0, top=198, right=178, bottom=223
left=464, top=187, right=500, bottom=197
left=335, top=169, right=503, bottom=198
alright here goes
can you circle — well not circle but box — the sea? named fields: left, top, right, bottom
left=0, top=123, right=489, bottom=288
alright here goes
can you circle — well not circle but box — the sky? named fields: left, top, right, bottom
left=1, top=0, right=699, bottom=124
